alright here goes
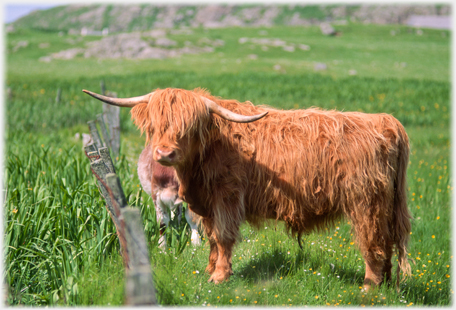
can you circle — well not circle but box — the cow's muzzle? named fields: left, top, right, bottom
left=154, top=147, right=177, bottom=166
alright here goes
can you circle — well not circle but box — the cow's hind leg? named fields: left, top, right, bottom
left=352, top=202, right=394, bottom=291
left=381, top=246, right=393, bottom=285
left=363, top=252, right=384, bottom=290
left=362, top=235, right=394, bottom=291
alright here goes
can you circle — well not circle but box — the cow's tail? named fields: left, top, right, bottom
left=393, top=124, right=412, bottom=289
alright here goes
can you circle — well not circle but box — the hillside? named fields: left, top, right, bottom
left=10, top=4, right=450, bottom=33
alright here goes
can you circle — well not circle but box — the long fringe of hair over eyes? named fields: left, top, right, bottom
left=130, top=88, right=212, bottom=147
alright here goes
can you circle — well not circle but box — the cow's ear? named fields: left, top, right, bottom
left=131, top=103, right=151, bottom=136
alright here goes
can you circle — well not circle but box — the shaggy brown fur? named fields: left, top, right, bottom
left=131, top=87, right=411, bottom=288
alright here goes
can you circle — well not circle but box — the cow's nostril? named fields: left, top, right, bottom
left=157, top=149, right=173, bottom=157
left=156, top=148, right=176, bottom=163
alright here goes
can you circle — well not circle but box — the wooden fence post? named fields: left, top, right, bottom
left=122, top=207, right=157, bottom=306
left=87, top=120, right=104, bottom=148
left=89, top=159, right=122, bottom=231
left=97, top=114, right=111, bottom=151
left=105, top=174, right=157, bottom=305
left=84, top=143, right=98, bottom=154
left=102, top=92, right=121, bottom=161
left=55, top=88, right=62, bottom=104
left=105, top=173, right=127, bottom=209
left=85, top=143, right=124, bottom=254
left=100, top=80, right=106, bottom=95
left=85, top=128, right=157, bottom=306
left=98, top=147, right=116, bottom=174
left=97, top=80, right=120, bottom=161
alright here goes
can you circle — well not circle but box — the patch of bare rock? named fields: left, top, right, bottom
left=42, top=30, right=223, bottom=61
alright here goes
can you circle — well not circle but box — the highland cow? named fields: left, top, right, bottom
left=83, top=87, right=411, bottom=290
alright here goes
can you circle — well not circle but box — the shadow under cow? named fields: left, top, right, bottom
left=235, top=247, right=365, bottom=287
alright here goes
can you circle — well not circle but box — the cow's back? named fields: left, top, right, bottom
left=221, top=108, right=407, bottom=232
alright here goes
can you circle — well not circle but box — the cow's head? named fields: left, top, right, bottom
left=83, top=88, right=267, bottom=168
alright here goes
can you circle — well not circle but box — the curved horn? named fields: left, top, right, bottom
left=82, top=89, right=152, bottom=108
left=202, top=98, right=268, bottom=123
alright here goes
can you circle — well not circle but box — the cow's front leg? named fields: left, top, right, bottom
left=202, top=194, right=242, bottom=283
left=203, top=218, right=218, bottom=274
left=206, top=235, right=218, bottom=275
left=208, top=237, right=234, bottom=284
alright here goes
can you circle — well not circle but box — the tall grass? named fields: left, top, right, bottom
left=5, top=139, right=115, bottom=304
left=4, top=22, right=451, bottom=306
left=6, top=72, right=449, bottom=133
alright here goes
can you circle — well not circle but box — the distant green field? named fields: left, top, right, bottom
left=7, top=24, right=450, bottom=82
left=4, top=22, right=451, bottom=306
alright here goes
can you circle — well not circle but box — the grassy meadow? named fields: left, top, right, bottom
left=4, top=22, right=452, bottom=306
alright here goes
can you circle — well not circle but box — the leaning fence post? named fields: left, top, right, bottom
left=87, top=154, right=126, bottom=256
left=84, top=143, right=98, bottom=155
left=85, top=150, right=100, bottom=163
left=87, top=120, right=104, bottom=149
left=89, top=159, right=120, bottom=227
left=91, top=83, right=121, bottom=161
left=98, top=147, right=116, bottom=174
left=106, top=173, right=157, bottom=306
left=85, top=121, right=156, bottom=305
left=102, top=91, right=121, bottom=161
left=106, top=173, right=127, bottom=210
left=122, top=207, right=157, bottom=306
left=55, top=88, right=61, bottom=104
left=100, top=80, right=106, bottom=95
left=97, top=114, right=111, bottom=151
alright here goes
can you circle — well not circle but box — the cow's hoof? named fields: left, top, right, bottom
left=362, top=281, right=373, bottom=292
left=208, top=271, right=229, bottom=284
left=205, top=264, right=216, bottom=275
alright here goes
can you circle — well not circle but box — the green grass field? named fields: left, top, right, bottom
left=4, top=22, right=451, bottom=306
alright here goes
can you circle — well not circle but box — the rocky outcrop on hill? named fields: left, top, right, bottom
left=349, top=5, right=450, bottom=25
left=13, top=4, right=451, bottom=34
left=20, top=4, right=448, bottom=62
left=39, top=30, right=223, bottom=62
